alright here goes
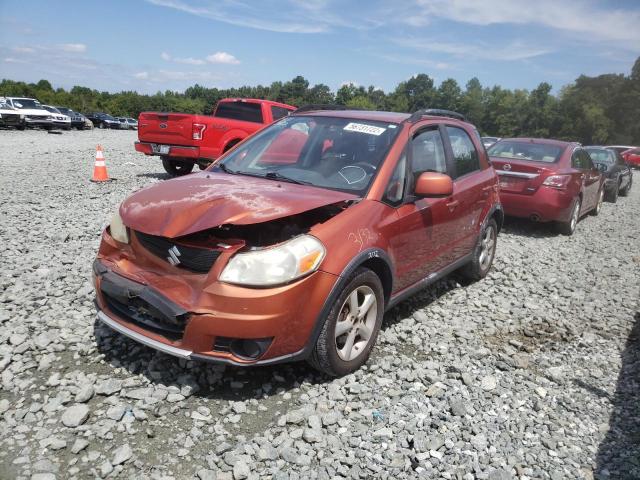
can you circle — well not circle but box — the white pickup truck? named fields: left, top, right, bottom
left=1, top=97, right=53, bottom=129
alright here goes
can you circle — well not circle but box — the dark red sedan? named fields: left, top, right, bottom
left=622, top=147, right=640, bottom=168
left=487, top=138, right=605, bottom=235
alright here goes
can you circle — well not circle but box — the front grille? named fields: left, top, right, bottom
left=135, top=231, right=222, bottom=273
left=102, top=290, right=186, bottom=340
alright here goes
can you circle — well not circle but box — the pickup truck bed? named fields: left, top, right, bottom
left=135, top=98, right=296, bottom=176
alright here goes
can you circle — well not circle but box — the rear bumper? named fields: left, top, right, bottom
left=500, top=186, right=575, bottom=222
left=135, top=141, right=217, bottom=161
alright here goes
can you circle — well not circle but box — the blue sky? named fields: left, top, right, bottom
left=1, top=0, right=639, bottom=95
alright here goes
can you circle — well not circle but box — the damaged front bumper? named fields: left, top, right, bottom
left=93, top=229, right=339, bottom=366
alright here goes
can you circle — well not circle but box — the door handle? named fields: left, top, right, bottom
left=446, top=199, right=460, bottom=211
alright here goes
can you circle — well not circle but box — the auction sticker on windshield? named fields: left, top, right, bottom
left=343, top=123, right=386, bottom=136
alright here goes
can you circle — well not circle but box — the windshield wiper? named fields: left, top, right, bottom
left=264, top=171, right=312, bottom=185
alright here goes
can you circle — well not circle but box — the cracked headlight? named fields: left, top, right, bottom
left=220, top=235, right=325, bottom=287
left=109, top=210, right=129, bottom=244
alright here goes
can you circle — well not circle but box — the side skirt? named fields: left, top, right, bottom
left=386, top=253, right=472, bottom=311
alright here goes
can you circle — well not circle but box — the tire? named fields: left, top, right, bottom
left=607, top=183, right=619, bottom=203
left=17, top=125, right=26, bottom=131
left=308, top=268, right=384, bottom=377
left=557, top=197, right=581, bottom=235
left=619, top=176, right=632, bottom=196
left=591, top=188, right=604, bottom=215
left=460, top=218, right=498, bottom=281
left=161, top=157, right=195, bottom=176
left=98, top=122, right=105, bottom=129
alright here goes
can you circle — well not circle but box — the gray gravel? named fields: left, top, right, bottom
left=0, top=129, right=639, bottom=479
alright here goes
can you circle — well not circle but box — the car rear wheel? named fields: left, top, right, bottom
left=308, top=268, right=383, bottom=377
left=557, top=197, right=581, bottom=235
left=460, top=218, right=497, bottom=281
left=619, top=176, right=632, bottom=196
left=161, top=157, right=195, bottom=176
left=591, top=188, right=604, bottom=215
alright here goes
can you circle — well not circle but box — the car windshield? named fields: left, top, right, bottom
left=586, top=149, right=614, bottom=164
left=12, top=99, right=42, bottom=109
left=215, top=115, right=401, bottom=195
left=57, top=107, right=72, bottom=115
left=102, top=114, right=115, bottom=120
left=44, top=106, right=61, bottom=114
left=488, top=141, right=563, bottom=163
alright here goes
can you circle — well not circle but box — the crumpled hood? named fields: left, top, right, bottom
left=120, top=172, right=357, bottom=238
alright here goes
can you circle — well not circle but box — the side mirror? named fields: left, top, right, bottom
left=414, top=172, right=453, bottom=197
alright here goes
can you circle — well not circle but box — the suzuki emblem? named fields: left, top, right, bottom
left=159, top=123, right=167, bottom=129
left=503, top=164, right=512, bottom=171
left=167, top=246, right=181, bottom=266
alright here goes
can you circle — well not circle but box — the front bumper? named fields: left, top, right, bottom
left=500, top=186, right=575, bottom=222
left=0, top=113, right=23, bottom=126
left=93, top=230, right=338, bottom=366
left=25, top=117, right=52, bottom=128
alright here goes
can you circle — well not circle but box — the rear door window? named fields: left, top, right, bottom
left=215, top=101, right=264, bottom=123
left=445, top=126, right=479, bottom=178
left=572, top=149, right=592, bottom=169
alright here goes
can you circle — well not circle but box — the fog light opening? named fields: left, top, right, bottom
left=230, top=338, right=273, bottom=360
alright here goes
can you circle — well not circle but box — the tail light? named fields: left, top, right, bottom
left=192, top=123, right=206, bottom=140
left=542, top=174, right=571, bottom=189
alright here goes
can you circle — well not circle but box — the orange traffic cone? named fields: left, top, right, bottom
left=91, top=145, right=111, bottom=182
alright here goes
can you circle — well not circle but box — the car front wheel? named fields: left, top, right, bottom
left=591, top=188, right=604, bottom=215
left=308, top=268, right=383, bottom=377
left=619, top=176, right=632, bottom=196
left=161, top=157, right=195, bottom=176
left=557, top=197, right=581, bottom=235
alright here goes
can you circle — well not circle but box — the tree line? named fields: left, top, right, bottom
left=2, top=56, right=639, bottom=144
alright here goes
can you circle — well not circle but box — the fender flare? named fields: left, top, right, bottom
left=298, top=247, right=394, bottom=360
left=481, top=202, right=504, bottom=232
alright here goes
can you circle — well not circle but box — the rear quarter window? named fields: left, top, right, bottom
left=270, top=106, right=291, bottom=121
left=215, top=102, right=264, bottom=123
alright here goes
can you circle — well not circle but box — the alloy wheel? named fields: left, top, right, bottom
left=334, top=285, right=378, bottom=362
left=570, top=199, right=581, bottom=232
left=596, top=189, right=604, bottom=213
left=479, top=224, right=496, bottom=271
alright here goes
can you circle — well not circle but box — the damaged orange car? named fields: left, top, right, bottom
left=93, top=107, right=502, bottom=376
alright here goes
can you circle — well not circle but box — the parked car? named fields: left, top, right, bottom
left=585, top=146, right=633, bottom=202
left=94, top=108, right=502, bottom=376
left=0, top=98, right=25, bottom=128
left=482, top=136, right=500, bottom=148
left=55, top=107, right=88, bottom=130
left=1, top=96, right=52, bottom=129
left=488, top=138, right=605, bottom=235
left=135, top=98, right=296, bottom=176
left=126, top=117, right=138, bottom=130
left=606, top=145, right=636, bottom=155
left=116, top=117, right=131, bottom=130
left=86, top=112, right=120, bottom=129
left=621, top=147, right=640, bottom=169
left=42, top=105, right=71, bottom=130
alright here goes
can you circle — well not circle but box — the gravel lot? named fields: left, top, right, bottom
left=0, top=129, right=639, bottom=480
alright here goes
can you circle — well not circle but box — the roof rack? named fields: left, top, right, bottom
left=292, top=104, right=353, bottom=114
left=406, top=108, right=467, bottom=123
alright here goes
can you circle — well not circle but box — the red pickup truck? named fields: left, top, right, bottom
left=135, top=98, right=296, bottom=176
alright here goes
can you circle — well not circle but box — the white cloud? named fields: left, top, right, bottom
left=13, top=46, right=35, bottom=53
left=161, top=50, right=239, bottom=65
left=134, top=71, right=149, bottom=79
left=393, top=38, right=551, bottom=62
left=3, top=57, right=26, bottom=63
left=144, top=0, right=362, bottom=33
left=410, top=0, right=640, bottom=47
left=206, top=52, right=240, bottom=65
left=58, top=43, right=87, bottom=53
